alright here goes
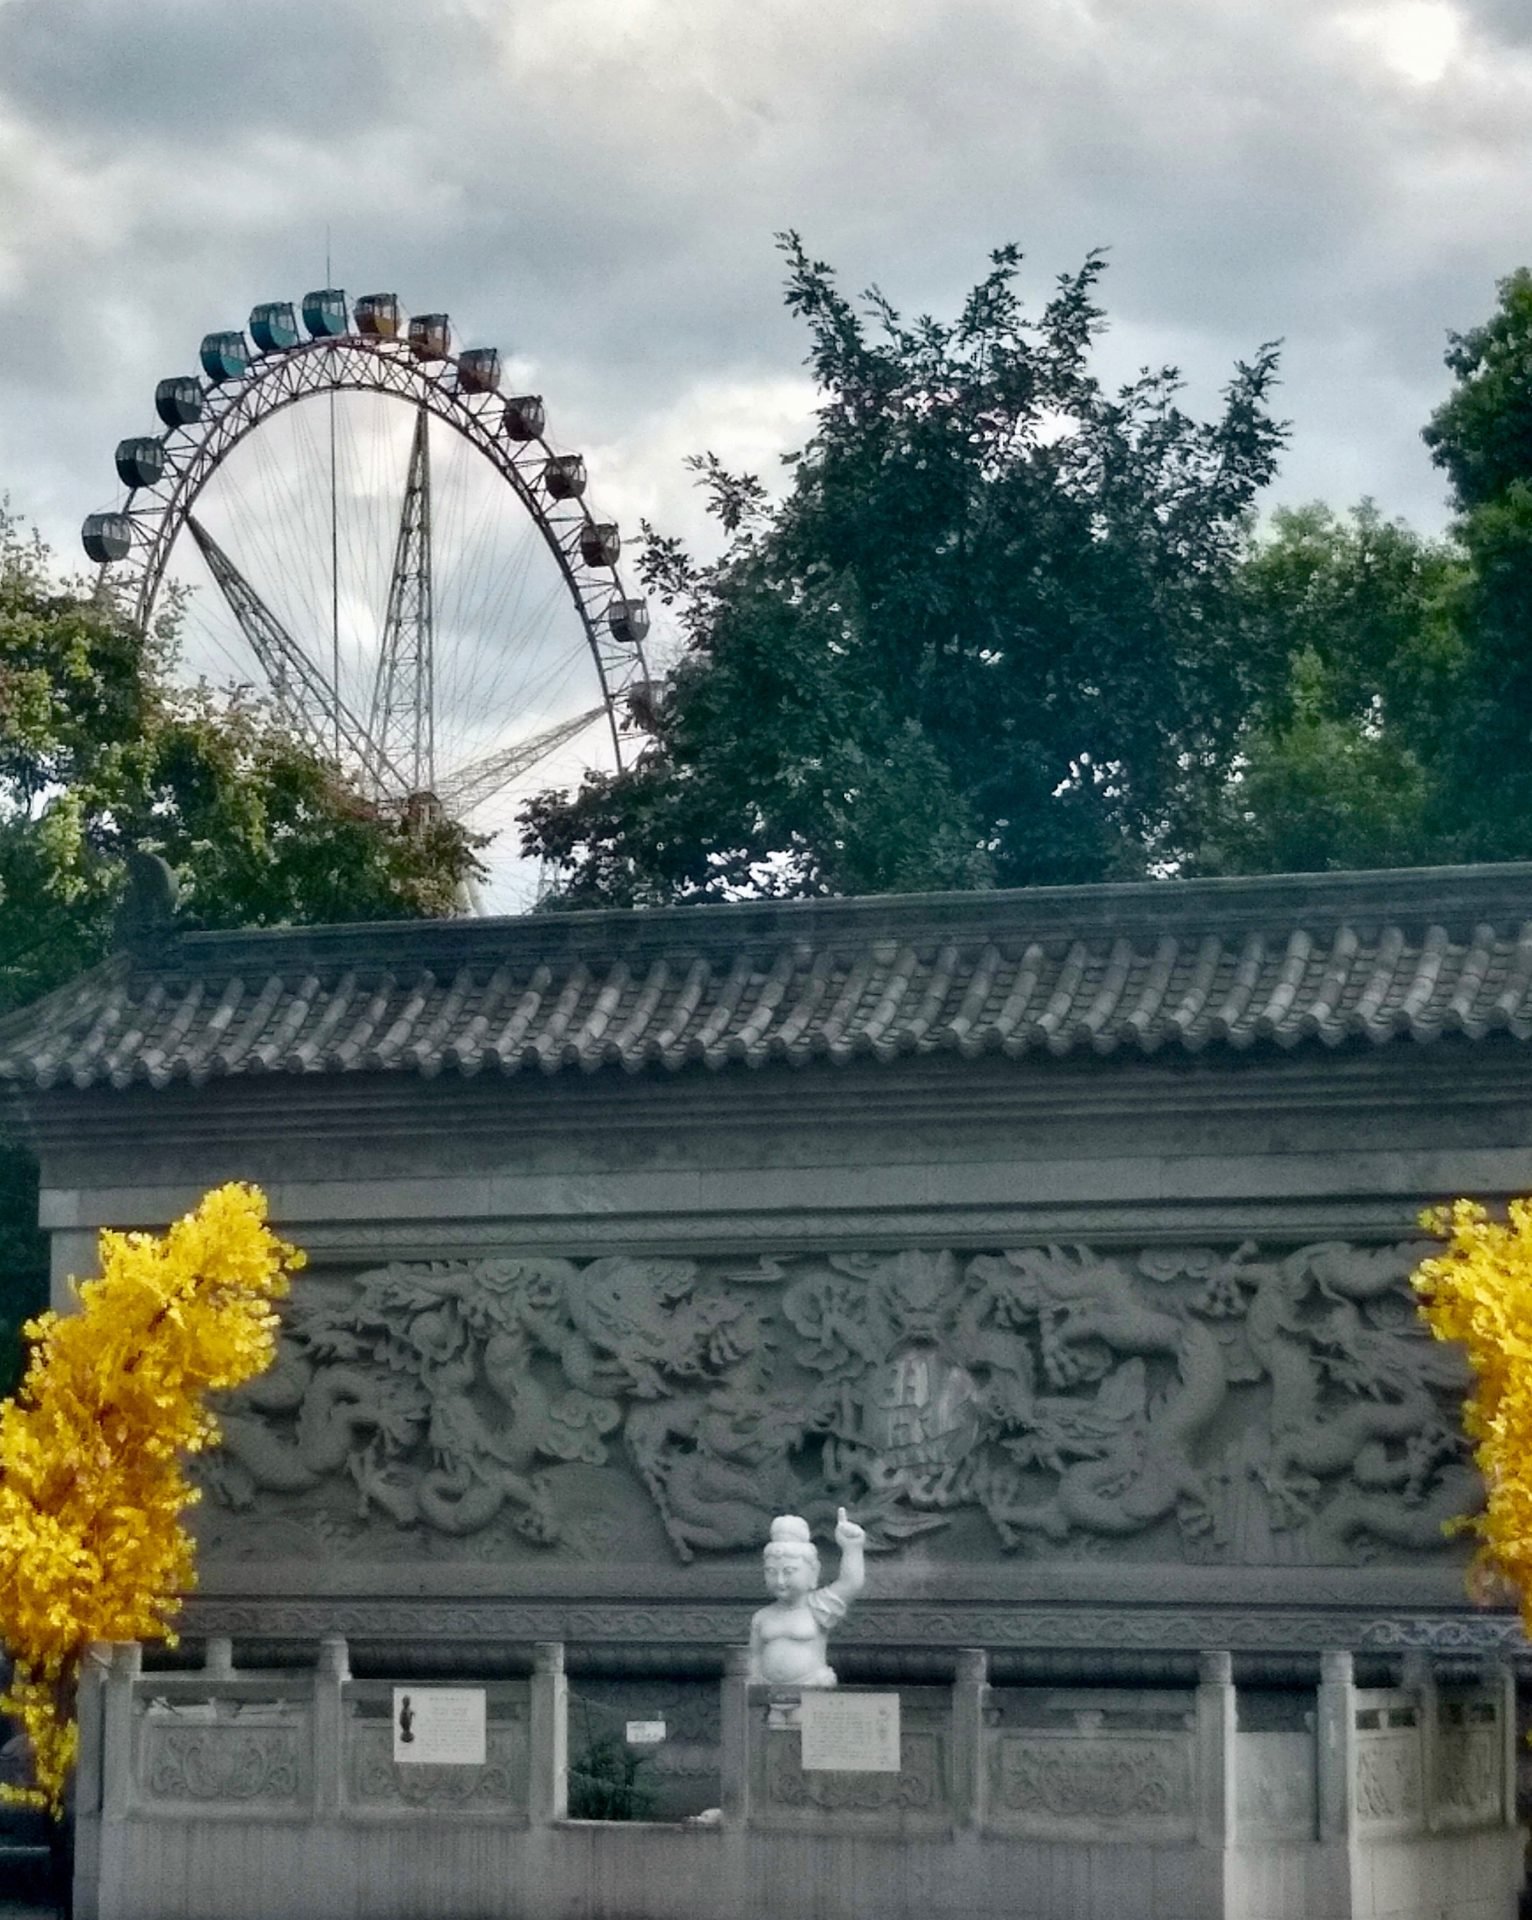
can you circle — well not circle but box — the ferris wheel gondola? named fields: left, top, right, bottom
left=82, top=286, right=652, bottom=902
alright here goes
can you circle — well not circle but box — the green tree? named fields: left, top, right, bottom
left=1418, top=268, right=1532, bottom=860
left=523, top=236, right=1287, bottom=905
left=1193, top=502, right=1467, bottom=875
left=1213, top=270, right=1532, bottom=875
left=0, top=507, right=481, bottom=1388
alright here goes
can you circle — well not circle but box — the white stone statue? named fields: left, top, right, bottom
left=747, top=1508, right=867, bottom=1687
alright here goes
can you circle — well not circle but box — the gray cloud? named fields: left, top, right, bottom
left=0, top=0, right=407, bottom=142
left=3, top=0, right=1529, bottom=624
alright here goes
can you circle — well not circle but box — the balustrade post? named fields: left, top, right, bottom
left=313, top=1635, right=349, bottom=1817
left=952, top=1648, right=988, bottom=1830
left=72, top=1643, right=111, bottom=1920
left=720, top=1646, right=752, bottom=1827
left=530, top=1642, right=568, bottom=1824
left=1401, top=1651, right=1438, bottom=1832
left=1317, top=1649, right=1356, bottom=1843
left=1196, top=1651, right=1236, bottom=1849
left=100, top=1642, right=142, bottom=1822
left=202, top=1636, right=235, bottom=1680
left=1495, top=1660, right=1519, bottom=1830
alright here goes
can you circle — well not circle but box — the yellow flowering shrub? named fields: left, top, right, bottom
left=0, top=1182, right=303, bottom=1811
left=1413, top=1197, right=1532, bottom=1623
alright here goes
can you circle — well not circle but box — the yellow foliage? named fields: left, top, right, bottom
left=0, top=1183, right=302, bottom=1812
left=1414, top=1197, right=1532, bottom=1624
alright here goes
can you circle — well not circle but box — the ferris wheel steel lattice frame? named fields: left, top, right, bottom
left=86, top=311, right=652, bottom=821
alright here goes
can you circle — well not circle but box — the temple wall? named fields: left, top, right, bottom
left=19, top=1044, right=1528, bottom=1660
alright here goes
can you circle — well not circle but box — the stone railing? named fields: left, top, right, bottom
left=71, top=1641, right=1524, bottom=1920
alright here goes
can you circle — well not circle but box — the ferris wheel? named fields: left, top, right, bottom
left=82, top=288, right=652, bottom=904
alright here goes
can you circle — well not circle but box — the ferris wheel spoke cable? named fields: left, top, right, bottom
left=435, top=509, right=572, bottom=766
left=443, top=568, right=571, bottom=757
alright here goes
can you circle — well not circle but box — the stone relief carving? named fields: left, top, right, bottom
left=143, top=1723, right=303, bottom=1802
left=198, top=1240, right=1476, bottom=1569
left=1434, top=1707, right=1500, bottom=1824
left=346, top=1723, right=524, bottom=1809
left=1353, top=1732, right=1424, bottom=1825
left=990, top=1735, right=1192, bottom=1827
left=764, top=1731, right=939, bottom=1813
left=184, top=1599, right=1525, bottom=1657
left=1234, top=1732, right=1316, bottom=1839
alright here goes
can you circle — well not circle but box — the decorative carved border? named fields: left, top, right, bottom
left=183, top=1597, right=1527, bottom=1658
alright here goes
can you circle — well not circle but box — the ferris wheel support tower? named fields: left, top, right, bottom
left=372, top=407, right=436, bottom=798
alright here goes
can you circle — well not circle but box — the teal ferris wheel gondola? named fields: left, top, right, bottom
left=155, top=376, right=203, bottom=428
left=114, top=438, right=166, bottom=489
left=249, top=302, right=301, bottom=353
left=199, top=332, right=249, bottom=384
left=301, top=289, right=349, bottom=338
left=607, top=597, right=650, bottom=646
left=81, top=512, right=133, bottom=564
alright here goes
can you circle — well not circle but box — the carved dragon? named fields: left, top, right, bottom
left=204, top=1240, right=1477, bottom=1570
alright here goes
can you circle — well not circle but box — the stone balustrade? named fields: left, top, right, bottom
left=70, top=1639, right=1524, bottom=1920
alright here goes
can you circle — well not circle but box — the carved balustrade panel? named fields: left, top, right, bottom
left=139, top=1703, right=309, bottom=1809
left=342, top=1686, right=529, bottom=1816
left=1234, top=1730, right=1316, bottom=1841
left=752, top=1688, right=950, bottom=1833
left=984, top=1689, right=1196, bottom=1841
left=1434, top=1694, right=1503, bottom=1830
left=1353, top=1692, right=1425, bottom=1834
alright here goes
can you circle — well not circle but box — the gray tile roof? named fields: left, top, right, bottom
left=5, top=865, right=1532, bottom=1092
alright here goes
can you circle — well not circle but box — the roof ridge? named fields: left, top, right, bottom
left=97, top=861, right=1532, bottom=981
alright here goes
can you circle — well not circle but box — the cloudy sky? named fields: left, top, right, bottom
left=2, top=0, right=1528, bottom=894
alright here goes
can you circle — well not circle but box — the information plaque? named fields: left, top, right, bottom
left=626, top=1720, right=666, bottom=1745
left=392, top=1687, right=487, bottom=1765
left=798, top=1691, right=901, bottom=1772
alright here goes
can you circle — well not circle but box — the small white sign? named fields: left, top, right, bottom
left=392, top=1688, right=487, bottom=1765
left=625, top=1720, right=666, bottom=1745
left=799, top=1691, right=901, bottom=1772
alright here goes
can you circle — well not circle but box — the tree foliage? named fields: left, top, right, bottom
left=526, top=248, right=1532, bottom=903
left=0, top=508, right=481, bottom=1394
left=1418, top=268, right=1532, bottom=860
left=0, top=1184, right=301, bottom=1811
left=523, top=236, right=1287, bottom=904
left=1192, top=502, right=1467, bottom=875
left=1413, top=1200, right=1532, bottom=1628
left=0, top=507, right=479, bottom=1018
left=1207, top=269, right=1532, bottom=875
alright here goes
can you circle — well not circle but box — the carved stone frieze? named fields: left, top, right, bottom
left=1235, top=1731, right=1316, bottom=1839
left=989, top=1732, right=1193, bottom=1834
left=763, top=1730, right=942, bottom=1815
left=142, top=1720, right=304, bottom=1804
left=197, top=1239, right=1477, bottom=1580
left=1354, top=1731, right=1424, bottom=1827
left=345, top=1722, right=525, bottom=1810
left=181, top=1598, right=1527, bottom=1659
left=1435, top=1707, right=1501, bottom=1826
